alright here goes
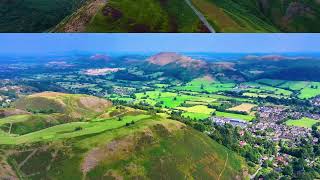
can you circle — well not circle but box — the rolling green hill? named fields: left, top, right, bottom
left=0, top=92, right=248, bottom=179
left=14, top=92, right=112, bottom=119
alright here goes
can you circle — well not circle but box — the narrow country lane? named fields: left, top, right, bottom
left=185, top=0, right=216, bottom=33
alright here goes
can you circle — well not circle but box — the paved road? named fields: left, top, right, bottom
left=185, top=0, right=216, bottom=33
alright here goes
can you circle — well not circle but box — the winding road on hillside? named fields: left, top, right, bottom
left=185, top=0, right=216, bottom=33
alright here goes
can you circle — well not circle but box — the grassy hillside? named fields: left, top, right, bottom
left=1, top=117, right=247, bottom=179
left=14, top=92, right=112, bottom=119
left=0, top=92, right=248, bottom=179
left=192, top=0, right=320, bottom=32
left=0, top=0, right=84, bottom=32
left=191, top=0, right=279, bottom=32
left=77, top=0, right=206, bottom=32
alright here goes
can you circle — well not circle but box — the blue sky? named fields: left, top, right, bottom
left=0, top=33, right=319, bottom=54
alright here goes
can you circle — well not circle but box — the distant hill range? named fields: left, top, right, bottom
left=123, top=52, right=320, bottom=82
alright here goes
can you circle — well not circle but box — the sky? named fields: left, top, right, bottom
left=0, top=33, right=319, bottom=55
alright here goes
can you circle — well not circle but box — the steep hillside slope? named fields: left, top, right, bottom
left=0, top=0, right=84, bottom=32
left=14, top=92, right=112, bottom=119
left=192, top=0, right=320, bottom=32
left=55, top=0, right=208, bottom=32
left=1, top=117, right=247, bottom=179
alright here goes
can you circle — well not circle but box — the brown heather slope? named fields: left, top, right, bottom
left=147, top=52, right=207, bottom=68
left=2, top=117, right=248, bottom=179
left=14, top=92, right=112, bottom=119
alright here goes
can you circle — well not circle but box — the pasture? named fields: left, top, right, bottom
left=177, top=105, right=215, bottom=120
left=215, top=111, right=255, bottom=121
left=285, top=117, right=319, bottom=128
left=175, top=78, right=235, bottom=93
left=0, top=113, right=151, bottom=145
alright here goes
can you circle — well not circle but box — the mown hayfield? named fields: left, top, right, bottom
left=227, top=103, right=256, bottom=113
left=177, top=105, right=215, bottom=120
left=285, top=117, right=319, bottom=128
left=177, top=105, right=215, bottom=114
left=215, top=111, right=255, bottom=121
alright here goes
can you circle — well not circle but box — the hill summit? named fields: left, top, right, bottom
left=14, top=92, right=112, bottom=118
left=147, top=52, right=207, bottom=68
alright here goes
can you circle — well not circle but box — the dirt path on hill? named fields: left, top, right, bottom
left=18, top=149, right=38, bottom=169
left=55, top=0, right=107, bottom=32
left=250, top=166, right=262, bottom=179
left=185, top=0, right=216, bottom=33
left=218, top=152, right=229, bottom=180
left=8, top=123, right=12, bottom=134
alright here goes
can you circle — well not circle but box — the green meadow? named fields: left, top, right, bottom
left=285, top=117, right=319, bottom=128
left=215, top=111, right=255, bottom=122
left=0, top=111, right=151, bottom=144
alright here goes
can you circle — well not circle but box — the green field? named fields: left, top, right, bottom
left=177, top=105, right=215, bottom=120
left=285, top=117, right=319, bottom=128
left=133, top=90, right=217, bottom=108
left=0, top=113, right=150, bottom=144
left=242, top=82, right=292, bottom=96
left=298, top=82, right=320, bottom=99
left=215, top=111, right=255, bottom=122
left=254, top=79, right=320, bottom=99
left=278, top=81, right=309, bottom=91
left=175, top=78, right=235, bottom=93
